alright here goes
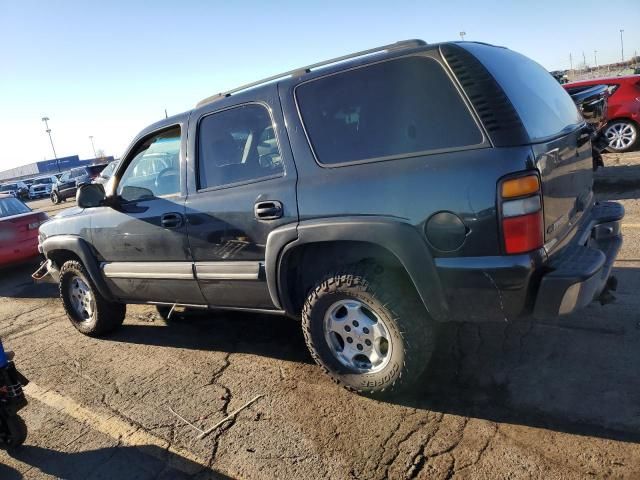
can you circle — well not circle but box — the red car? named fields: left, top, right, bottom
left=565, top=75, right=640, bottom=152
left=0, top=194, right=48, bottom=267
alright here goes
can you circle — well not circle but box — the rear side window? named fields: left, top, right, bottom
left=463, top=43, right=583, bottom=142
left=296, top=56, right=483, bottom=165
left=198, top=104, right=283, bottom=189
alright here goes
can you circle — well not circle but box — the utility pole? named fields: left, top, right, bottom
left=620, top=29, right=625, bottom=63
left=459, top=31, right=466, bottom=41
left=582, top=51, right=587, bottom=72
left=594, top=50, right=598, bottom=69
left=41, top=116, right=60, bottom=173
left=569, top=53, right=573, bottom=71
left=89, top=135, right=97, bottom=158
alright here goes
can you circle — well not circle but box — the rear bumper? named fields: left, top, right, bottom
left=533, top=201, right=623, bottom=318
left=435, top=201, right=624, bottom=322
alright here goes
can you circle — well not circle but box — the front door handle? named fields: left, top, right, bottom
left=161, top=212, right=184, bottom=229
left=254, top=201, right=283, bottom=220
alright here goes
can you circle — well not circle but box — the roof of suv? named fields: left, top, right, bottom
left=195, top=40, right=503, bottom=110
left=135, top=40, right=506, bottom=144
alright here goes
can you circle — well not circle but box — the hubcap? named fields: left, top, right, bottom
left=605, top=122, right=637, bottom=151
left=68, top=276, right=95, bottom=321
left=323, top=299, right=392, bottom=373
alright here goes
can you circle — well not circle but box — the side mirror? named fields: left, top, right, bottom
left=77, top=183, right=106, bottom=208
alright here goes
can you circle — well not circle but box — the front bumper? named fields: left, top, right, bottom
left=29, top=190, right=50, bottom=198
left=533, top=201, right=623, bottom=318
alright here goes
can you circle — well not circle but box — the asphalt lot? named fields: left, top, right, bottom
left=1, top=163, right=640, bottom=479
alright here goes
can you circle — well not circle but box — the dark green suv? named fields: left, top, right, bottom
left=36, top=40, right=623, bottom=396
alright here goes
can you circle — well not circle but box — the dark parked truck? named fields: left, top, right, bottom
left=35, top=40, right=623, bottom=396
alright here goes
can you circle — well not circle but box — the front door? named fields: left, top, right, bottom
left=186, top=93, right=297, bottom=309
left=90, top=123, right=205, bottom=305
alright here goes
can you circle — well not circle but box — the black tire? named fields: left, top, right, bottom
left=0, top=415, right=27, bottom=449
left=302, top=268, right=436, bottom=396
left=59, top=260, right=126, bottom=336
left=51, top=192, right=59, bottom=204
left=604, top=119, right=639, bottom=153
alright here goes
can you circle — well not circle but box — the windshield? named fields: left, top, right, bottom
left=101, top=161, right=118, bottom=177
left=34, top=177, right=53, bottom=184
left=0, top=197, right=31, bottom=217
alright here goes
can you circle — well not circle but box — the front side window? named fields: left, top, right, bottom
left=198, top=104, right=283, bottom=189
left=295, top=56, right=483, bottom=165
left=118, top=127, right=181, bottom=202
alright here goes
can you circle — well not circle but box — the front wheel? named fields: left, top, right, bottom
left=302, top=269, right=436, bottom=396
left=604, top=120, right=639, bottom=153
left=51, top=192, right=60, bottom=204
left=0, top=415, right=27, bottom=449
left=59, top=260, right=126, bottom=336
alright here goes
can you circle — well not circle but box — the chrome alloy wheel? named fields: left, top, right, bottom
left=68, top=276, right=95, bottom=321
left=323, top=299, right=392, bottom=373
left=605, top=121, right=637, bottom=151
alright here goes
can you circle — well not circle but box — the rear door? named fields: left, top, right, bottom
left=185, top=87, right=297, bottom=309
left=461, top=43, right=593, bottom=252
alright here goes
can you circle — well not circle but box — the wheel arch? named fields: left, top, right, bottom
left=265, top=217, right=449, bottom=321
left=42, top=235, right=115, bottom=302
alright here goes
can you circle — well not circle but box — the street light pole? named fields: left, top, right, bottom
left=41, top=116, right=60, bottom=173
left=594, top=50, right=598, bottom=70
left=620, top=29, right=625, bottom=63
left=89, top=135, right=97, bottom=158
left=459, top=31, right=466, bottom=41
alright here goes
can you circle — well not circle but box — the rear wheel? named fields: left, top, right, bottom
left=302, top=268, right=436, bottom=396
left=0, top=415, right=27, bottom=449
left=604, top=120, right=639, bottom=152
left=59, top=260, right=126, bottom=336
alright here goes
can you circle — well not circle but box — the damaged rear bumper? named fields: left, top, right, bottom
left=533, top=201, right=623, bottom=318
left=434, top=201, right=624, bottom=322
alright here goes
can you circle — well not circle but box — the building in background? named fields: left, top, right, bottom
left=0, top=155, right=114, bottom=182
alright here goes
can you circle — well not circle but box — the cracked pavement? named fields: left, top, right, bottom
left=1, top=180, right=640, bottom=479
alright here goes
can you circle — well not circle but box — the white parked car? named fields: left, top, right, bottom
left=28, top=176, right=58, bottom=199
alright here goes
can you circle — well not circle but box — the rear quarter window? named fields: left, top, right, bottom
left=295, top=56, right=484, bottom=166
left=463, top=43, right=583, bottom=142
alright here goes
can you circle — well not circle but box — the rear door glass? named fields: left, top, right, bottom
left=295, top=56, right=483, bottom=165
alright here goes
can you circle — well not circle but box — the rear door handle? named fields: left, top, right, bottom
left=254, top=201, right=283, bottom=220
left=161, top=212, right=184, bottom=229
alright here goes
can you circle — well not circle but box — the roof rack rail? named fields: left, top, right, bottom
left=196, top=39, right=427, bottom=108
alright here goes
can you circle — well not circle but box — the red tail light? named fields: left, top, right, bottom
left=499, top=173, right=544, bottom=255
left=503, top=211, right=543, bottom=254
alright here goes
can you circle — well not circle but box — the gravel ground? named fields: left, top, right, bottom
left=1, top=168, right=640, bottom=479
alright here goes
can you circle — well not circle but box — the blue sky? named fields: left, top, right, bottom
left=1, top=0, right=639, bottom=169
